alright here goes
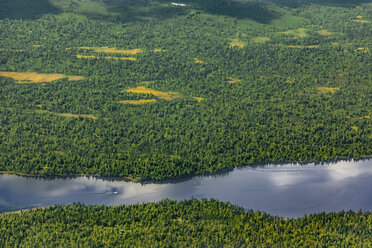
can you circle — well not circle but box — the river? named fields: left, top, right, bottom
left=0, top=159, right=371, bottom=218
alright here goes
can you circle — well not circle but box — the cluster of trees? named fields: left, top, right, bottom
left=0, top=199, right=371, bottom=247
left=0, top=1, right=370, bottom=180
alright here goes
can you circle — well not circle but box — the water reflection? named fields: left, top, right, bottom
left=0, top=159, right=371, bottom=218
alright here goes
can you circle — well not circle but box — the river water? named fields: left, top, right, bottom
left=0, top=159, right=371, bottom=218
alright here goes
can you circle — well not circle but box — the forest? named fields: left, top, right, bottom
left=0, top=0, right=371, bottom=181
left=0, top=199, right=371, bottom=247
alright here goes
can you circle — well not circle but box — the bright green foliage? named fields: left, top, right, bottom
left=0, top=200, right=371, bottom=247
left=0, top=0, right=371, bottom=180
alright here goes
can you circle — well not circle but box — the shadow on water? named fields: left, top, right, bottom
left=0, top=0, right=60, bottom=20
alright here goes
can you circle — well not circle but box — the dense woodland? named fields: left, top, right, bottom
left=0, top=0, right=371, bottom=180
left=0, top=199, right=371, bottom=247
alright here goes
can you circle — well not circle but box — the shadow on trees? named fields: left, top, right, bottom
left=271, top=0, right=372, bottom=8
left=103, top=0, right=279, bottom=24
left=0, top=0, right=60, bottom=20
left=162, top=0, right=279, bottom=24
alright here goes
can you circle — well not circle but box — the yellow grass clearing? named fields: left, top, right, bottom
left=226, top=77, right=241, bottom=84
left=229, top=39, right=246, bottom=48
left=77, top=47, right=143, bottom=55
left=288, top=45, right=319, bottom=49
left=354, top=48, right=370, bottom=54
left=317, top=29, right=332, bottom=36
left=194, top=58, right=204, bottom=64
left=357, top=16, right=363, bottom=19
left=76, top=55, right=136, bottom=61
left=253, top=37, right=270, bottom=43
left=35, top=110, right=96, bottom=119
left=317, top=87, right=339, bottom=93
left=353, top=19, right=370, bottom=23
left=125, top=86, right=182, bottom=101
left=154, top=49, right=168, bottom=52
left=281, top=28, right=309, bottom=38
left=119, top=99, right=157, bottom=105
left=0, top=71, right=84, bottom=84
left=32, top=45, right=41, bottom=48
left=58, top=113, right=97, bottom=119
left=351, top=126, right=359, bottom=131
left=0, top=48, right=25, bottom=52
left=192, top=97, right=204, bottom=103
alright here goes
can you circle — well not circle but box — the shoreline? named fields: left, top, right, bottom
left=0, top=157, right=371, bottom=184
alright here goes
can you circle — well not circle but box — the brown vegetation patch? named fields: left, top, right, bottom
left=0, top=71, right=84, bottom=84
left=317, top=87, right=339, bottom=93
left=119, top=99, right=157, bottom=105
left=229, top=39, right=246, bottom=48
left=125, top=86, right=182, bottom=101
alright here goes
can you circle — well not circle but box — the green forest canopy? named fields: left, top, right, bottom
left=0, top=0, right=371, bottom=180
left=1, top=199, right=371, bottom=247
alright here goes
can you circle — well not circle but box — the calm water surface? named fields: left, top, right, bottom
left=0, top=159, right=371, bottom=218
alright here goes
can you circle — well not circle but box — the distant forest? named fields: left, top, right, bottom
left=0, top=0, right=371, bottom=180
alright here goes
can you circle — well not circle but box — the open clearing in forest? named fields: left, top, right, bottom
left=58, top=113, right=97, bottom=119
left=194, top=58, right=204, bottom=64
left=317, top=87, right=339, bottom=93
left=119, top=99, right=157, bottom=105
left=0, top=72, right=84, bottom=83
left=124, top=86, right=204, bottom=102
left=253, top=37, right=270, bottom=43
left=76, top=55, right=137, bottom=61
left=36, top=110, right=97, bottom=119
left=229, top=39, right=246, bottom=48
left=0, top=48, right=25, bottom=52
left=351, top=126, right=359, bottom=131
left=77, top=47, right=143, bottom=55
left=226, top=77, right=241, bottom=84
left=192, top=97, right=204, bottom=103
left=154, top=49, right=168, bottom=52
left=354, top=48, right=370, bottom=54
left=353, top=19, right=370, bottom=23
left=317, top=30, right=332, bottom=36
left=288, top=45, right=319, bottom=49
left=125, top=86, right=182, bottom=100
left=281, top=28, right=309, bottom=38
